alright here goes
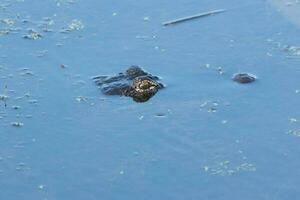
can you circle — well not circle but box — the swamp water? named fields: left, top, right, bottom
left=0, top=0, right=300, bottom=199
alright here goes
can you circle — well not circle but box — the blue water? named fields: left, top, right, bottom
left=1, top=0, right=300, bottom=199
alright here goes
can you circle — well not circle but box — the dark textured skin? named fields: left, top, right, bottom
left=233, top=73, right=256, bottom=84
left=93, top=66, right=164, bottom=102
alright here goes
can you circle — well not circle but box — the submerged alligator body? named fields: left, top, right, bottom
left=93, top=66, right=164, bottom=102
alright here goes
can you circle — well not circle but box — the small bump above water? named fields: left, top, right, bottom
left=233, top=73, right=256, bottom=84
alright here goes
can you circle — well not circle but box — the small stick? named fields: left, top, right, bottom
left=162, top=9, right=226, bottom=26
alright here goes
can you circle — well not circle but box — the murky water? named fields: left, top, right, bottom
left=1, top=0, right=300, bottom=199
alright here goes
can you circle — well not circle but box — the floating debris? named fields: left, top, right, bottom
left=68, top=19, right=84, bottom=30
left=20, top=70, right=34, bottom=76
left=203, top=160, right=256, bottom=176
left=1, top=18, right=15, bottom=26
left=15, top=162, right=28, bottom=171
left=287, top=129, right=300, bottom=137
left=0, top=95, right=8, bottom=101
left=155, top=113, right=167, bottom=117
left=232, top=73, right=256, bottom=84
left=23, top=29, right=42, bottom=40
left=143, top=16, right=150, bottom=21
left=12, top=105, right=20, bottom=110
left=207, top=107, right=217, bottom=113
left=0, top=30, right=10, bottom=36
left=267, top=40, right=300, bottom=59
left=163, top=9, right=226, bottom=26
left=11, top=122, right=24, bottom=127
left=38, top=184, right=45, bottom=190
left=203, top=166, right=209, bottom=172
left=28, top=99, right=38, bottom=104
left=236, top=163, right=256, bottom=172
left=289, top=118, right=298, bottom=123
left=221, top=120, right=228, bottom=124
left=200, top=100, right=222, bottom=113
left=283, top=45, right=300, bottom=56
left=60, top=19, right=84, bottom=33
left=201, top=64, right=225, bottom=75
left=217, top=67, right=224, bottom=75
left=76, top=96, right=87, bottom=102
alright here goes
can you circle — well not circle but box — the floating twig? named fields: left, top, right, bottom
left=162, top=9, right=226, bottom=26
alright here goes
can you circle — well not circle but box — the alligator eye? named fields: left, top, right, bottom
left=139, top=80, right=153, bottom=89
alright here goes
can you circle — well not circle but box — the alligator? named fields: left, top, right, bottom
left=93, top=66, right=164, bottom=102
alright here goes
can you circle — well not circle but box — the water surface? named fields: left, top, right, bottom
left=1, top=0, right=300, bottom=199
